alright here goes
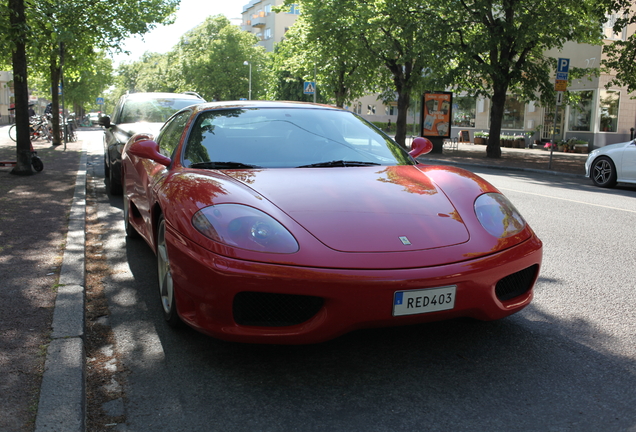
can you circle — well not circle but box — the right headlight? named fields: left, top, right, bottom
left=192, top=204, right=299, bottom=254
left=474, top=193, right=526, bottom=238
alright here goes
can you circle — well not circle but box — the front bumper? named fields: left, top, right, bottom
left=167, top=227, right=543, bottom=344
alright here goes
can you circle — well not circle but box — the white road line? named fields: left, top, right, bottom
left=499, top=187, right=636, bottom=214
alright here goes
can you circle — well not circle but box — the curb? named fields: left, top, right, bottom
left=35, top=143, right=87, bottom=432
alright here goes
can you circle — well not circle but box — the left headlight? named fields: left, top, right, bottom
left=192, top=204, right=299, bottom=254
left=474, top=193, right=526, bottom=238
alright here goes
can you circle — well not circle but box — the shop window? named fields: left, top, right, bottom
left=502, top=97, right=524, bottom=129
left=568, top=90, right=593, bottom=131
left=599, top=90, right=620, bottom=132
left=385, top=105, right=396, bottom=116
left=452, top=96, right=476, bottom=127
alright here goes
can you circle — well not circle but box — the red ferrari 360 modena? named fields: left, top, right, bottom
left=121, top=100, right=542, bottom=344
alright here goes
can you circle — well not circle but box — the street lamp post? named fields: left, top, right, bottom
left=243, top=61, right=252, bottom=100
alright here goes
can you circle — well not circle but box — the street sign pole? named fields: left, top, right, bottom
left=549, top=58, right=570, bottom=170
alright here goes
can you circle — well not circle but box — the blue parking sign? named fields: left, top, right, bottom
left=557, top=58, right=570, bottom=74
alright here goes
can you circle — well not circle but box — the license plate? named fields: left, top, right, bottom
left=393, top=286, right=456, bottom=316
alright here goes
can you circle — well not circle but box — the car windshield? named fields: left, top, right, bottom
left=182, top=107, right=413, bottom=169
left=120, top=98, right=200, bottom=124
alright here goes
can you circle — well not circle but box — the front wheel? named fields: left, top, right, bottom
left=157, top=215, right=181, bottom=327
left=107, top=156, right=123, bottom=195
left=591, top=156, right=617, bottom=188
left=8, top=125, right=17, bottom=142
left=122, top=181, right=139, bottom=238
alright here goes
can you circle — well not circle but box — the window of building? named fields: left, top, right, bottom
left=599, top=90, right=620, bottom=132
left=264, top=28, right=272, bottom=39
left=385, top=105, right=396, bottom=116
left=501, top=97, right=524, bottom=129
left=367, top=105, right=376, bottom=115
left=603, top=14, right=627, bottom=41
left=288, top=3, right=301, bottom=14
left=568, top=90, right=594, bottom=131
left=264, top=4, right=271, bottom=14
left=452, top=96, right=476, bottom=127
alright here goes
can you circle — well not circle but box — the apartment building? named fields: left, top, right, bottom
left=241, top=0, right=300, bottom=52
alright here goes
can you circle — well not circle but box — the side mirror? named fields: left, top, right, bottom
left=98, top=115, right=111, bottom=128
left=409, top=137, right=433, bottom=158
left=127, top=135, right=171, bottom=167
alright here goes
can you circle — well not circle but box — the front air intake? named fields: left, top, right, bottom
left=495, top=265, right=539, bottom=301
left=233, top=292, right=324, bottom=327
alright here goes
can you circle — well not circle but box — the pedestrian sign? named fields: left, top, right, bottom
left=304, top=82, right=316, bottom=95
left=96, top=97, right=104, bottom=105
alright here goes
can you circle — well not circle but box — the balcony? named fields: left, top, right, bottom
left=252, top=11, right=266, bottom=27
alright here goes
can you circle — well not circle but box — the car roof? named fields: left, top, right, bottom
left=192, top=100, right=342, bottom=113
left=120, top=92, right=204, bottom=101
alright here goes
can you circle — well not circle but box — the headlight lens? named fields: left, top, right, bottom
left=474, top=193, right=526, bottom=238
left=192, top=204, right=299, bottom=253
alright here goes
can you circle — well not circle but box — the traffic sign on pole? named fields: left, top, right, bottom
left=557, top=58, right=570, bottom=74
left=303, top=82, right=316, bottom=95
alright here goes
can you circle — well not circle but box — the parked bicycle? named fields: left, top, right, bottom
left=8, top=115, right=53, bottom=142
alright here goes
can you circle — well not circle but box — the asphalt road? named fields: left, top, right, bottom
left=85, top=132, right=636, bottom=432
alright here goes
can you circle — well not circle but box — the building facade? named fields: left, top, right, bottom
left=1, top=71, right=13, bottom=125
left=241, top=0, right=300, bottom=52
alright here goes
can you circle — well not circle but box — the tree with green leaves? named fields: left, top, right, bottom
left=282, top=0, right=453, bottom=148
left=602, top=1, right=636, bottom=94
left=267, top=36, right=328, bottom=103
left=437, top=0, right=610, bottom=157
left=170, top=15, right=269, bottom=101
left=273, top=4, right=379, bottom=108
left=1, top=0, right=180, bottom=150
left=4, top=0, right=32, bottom=175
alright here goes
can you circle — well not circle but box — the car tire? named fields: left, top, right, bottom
left=103, top=154, right=110, bottom=177
left=108, top=157, right=123, bottom=195
left=591, top=156, right=617, bottom=188
left=157, top=215, right=181, bottom=327
left=123, top=181, right=139, bottom=238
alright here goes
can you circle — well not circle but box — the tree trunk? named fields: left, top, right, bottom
left=394, top=90, right=411, bottom=149
left=486, top=83, right=509, bottom=159
left=9, top=0, right=33, bottom=176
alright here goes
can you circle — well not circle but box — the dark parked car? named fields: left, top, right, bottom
left=100, top=92, right=204, bottom=194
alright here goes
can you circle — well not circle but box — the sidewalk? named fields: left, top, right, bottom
left=415, top=141, right=587, bottom=177
left=0, top=129, right=586, bottom=432
left=0, top=127, right=86, bottom=432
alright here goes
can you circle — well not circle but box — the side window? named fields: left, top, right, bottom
left=156, top=111, right=191, bottom=157
left=112, top=98, right=125, bottom=123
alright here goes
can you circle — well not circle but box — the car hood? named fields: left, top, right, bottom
left=226, top=166, right=469, bottom=253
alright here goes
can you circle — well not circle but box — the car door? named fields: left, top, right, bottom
left=620, top=140, right=636, bottom=182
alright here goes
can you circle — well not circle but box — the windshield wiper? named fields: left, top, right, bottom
left=297, top=160, right=381, bottom=168
left=189, top=161, right=260, bottom=169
